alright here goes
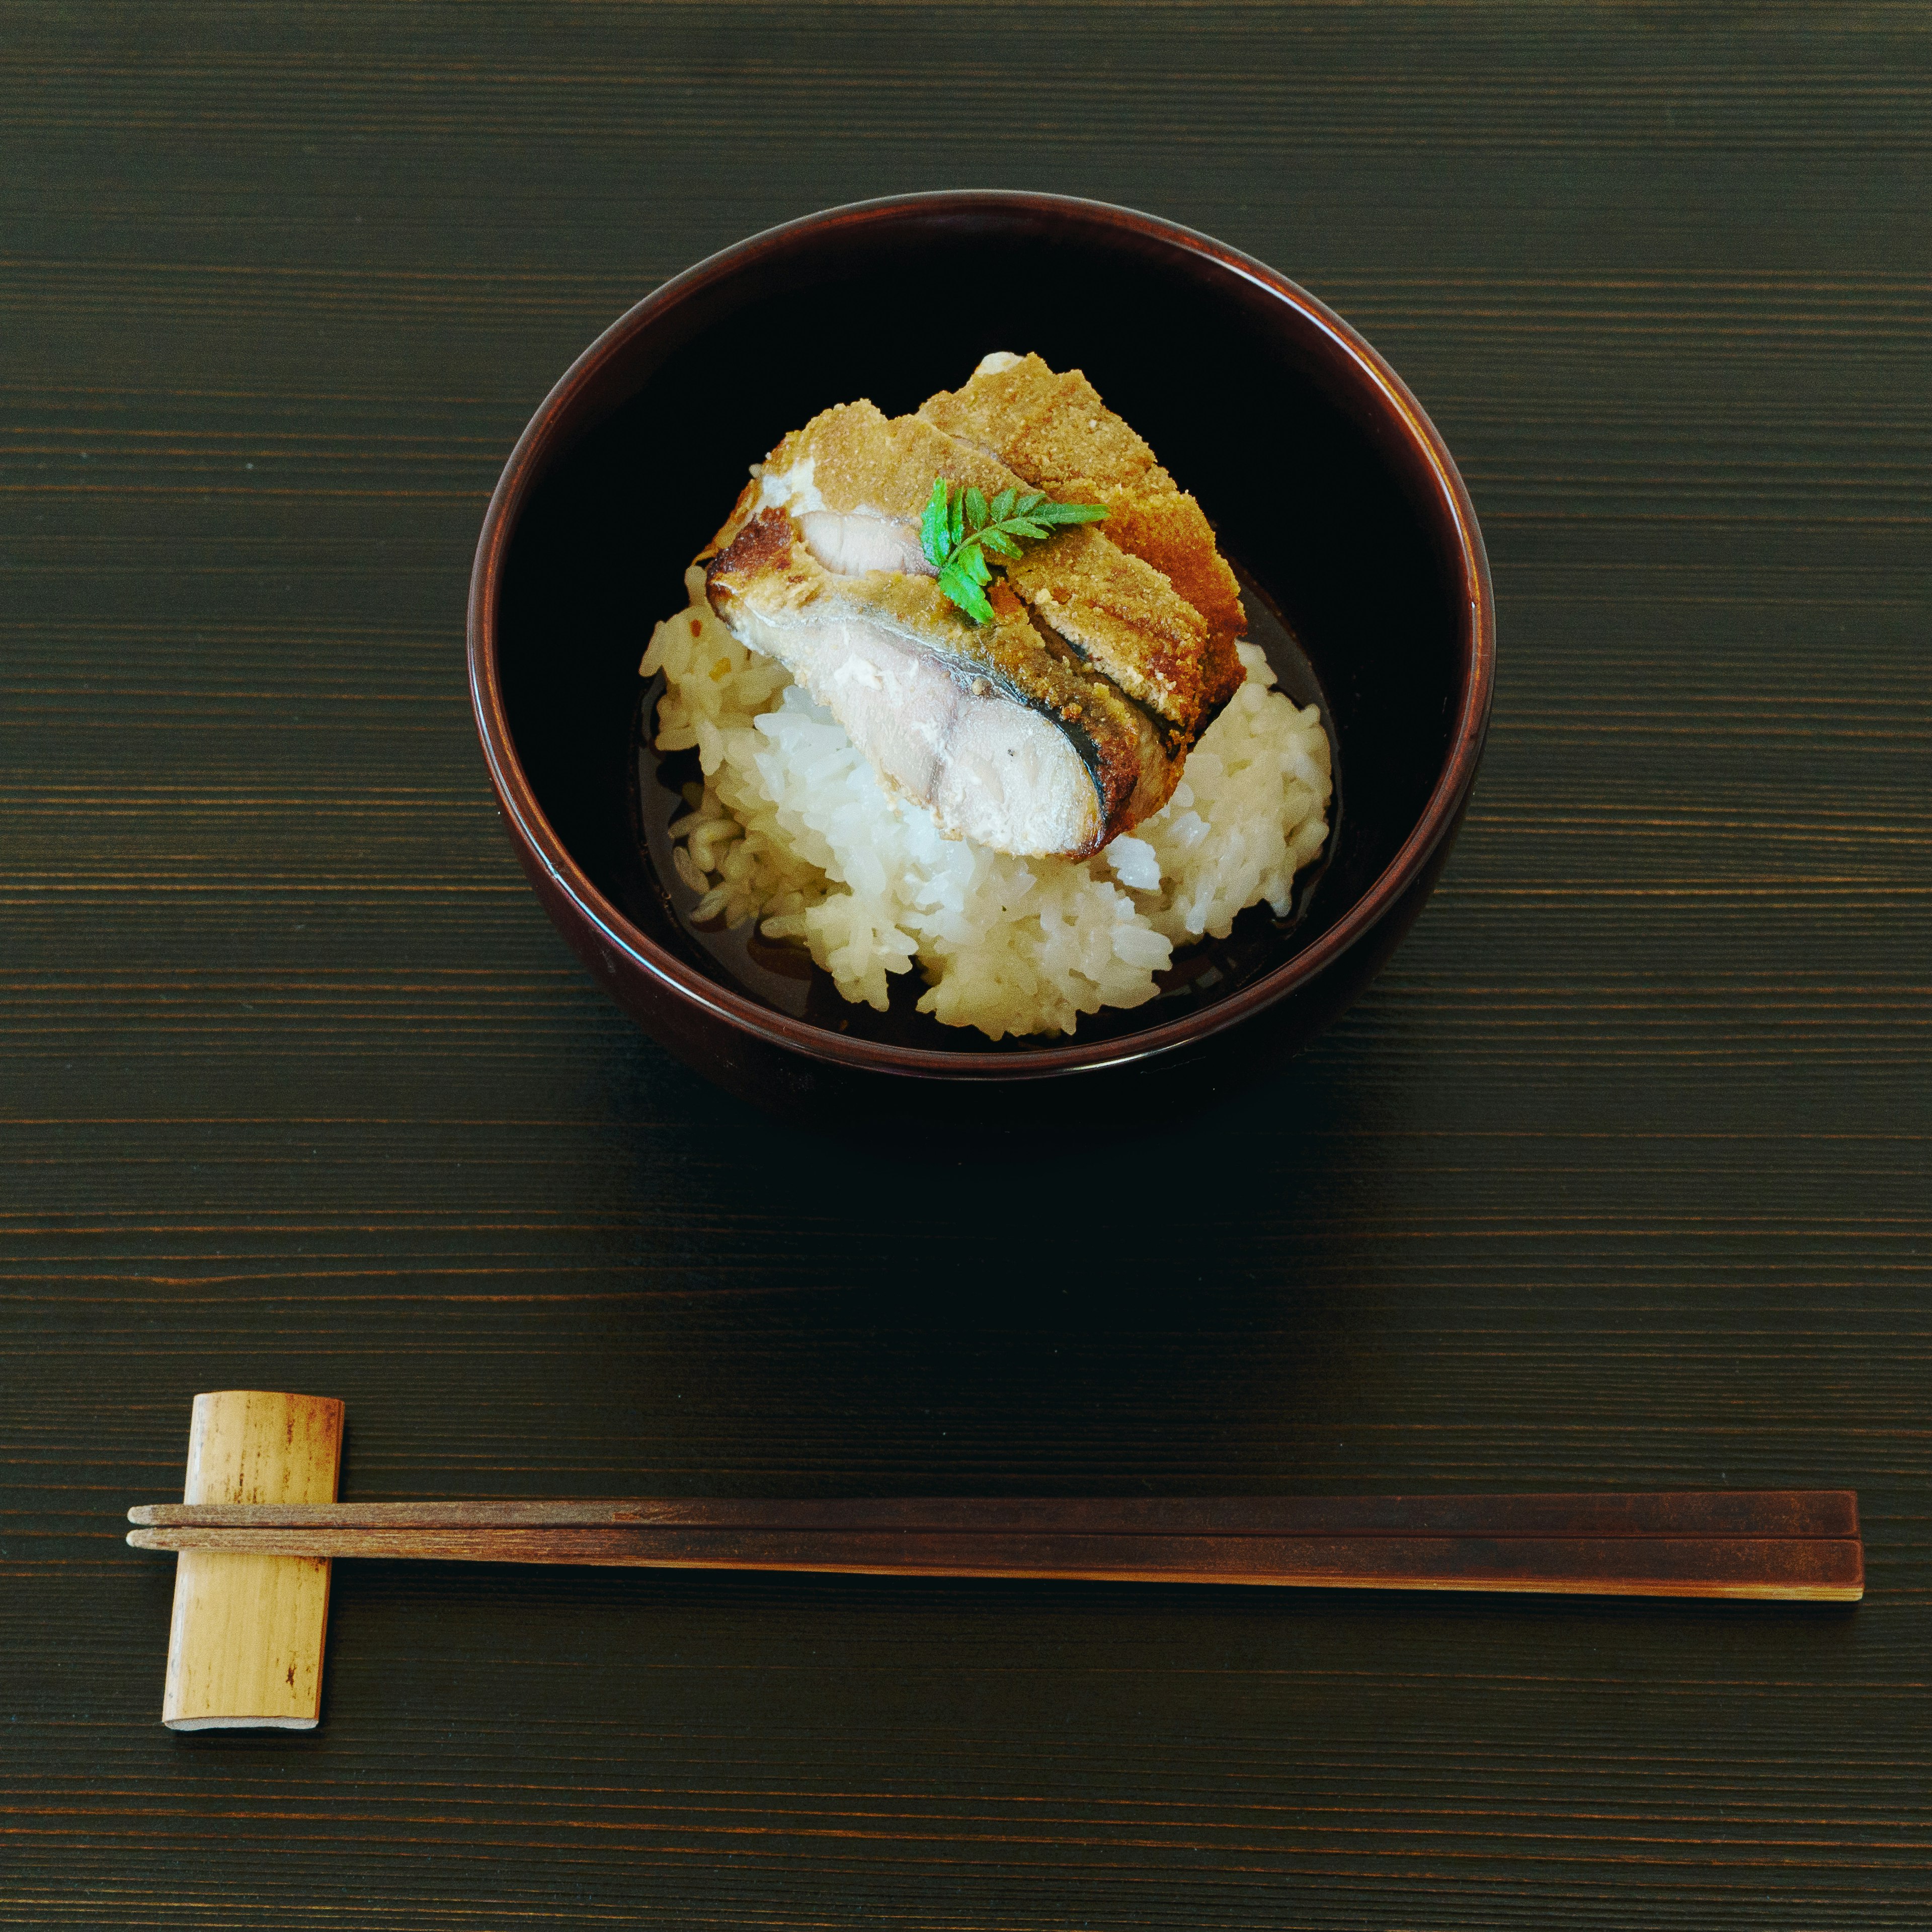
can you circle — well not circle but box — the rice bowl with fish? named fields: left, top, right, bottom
left=639, top=352, right=1336, bottom=1042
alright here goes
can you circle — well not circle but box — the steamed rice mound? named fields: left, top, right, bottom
left=641, top=567, right=1333, bottom=1041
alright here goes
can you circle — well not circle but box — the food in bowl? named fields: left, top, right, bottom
left=640, top=351, right=1334, bottom=1042
left=473, top=191, right=1496, bottom=1109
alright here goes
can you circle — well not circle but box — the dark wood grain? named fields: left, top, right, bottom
left=4, top=1, right=1929, bottom=1927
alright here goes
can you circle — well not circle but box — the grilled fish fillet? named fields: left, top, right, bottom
left=708, top=504, right=1174, bottom=859
left=920, top=352, right=1248, bottom=714
left=697, top=373, right=1246, bottom=859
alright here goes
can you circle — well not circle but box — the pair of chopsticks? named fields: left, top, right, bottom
left=127, top=1491, right=1863, bottom=1599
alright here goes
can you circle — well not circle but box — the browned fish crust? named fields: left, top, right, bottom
left=921, top=356, right=1160, bottom=495
left=773, top=401, right=1016, bottom=518
left=697, top=476, right=762, bottom=562
left=1091, top=493, right=1248, bottom=716
left=745, top=400, right=1217, bottom=736
left=1006, top=525, right=1211, bottom=737
left=919, top=352, right=1249, bottom=674
left=706, top=500, right=795, bottom=581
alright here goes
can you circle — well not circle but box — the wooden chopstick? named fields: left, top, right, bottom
left=128, top=1491, right=1858, bottom=1537
left=125, top=1492, right=1863, bottom=1600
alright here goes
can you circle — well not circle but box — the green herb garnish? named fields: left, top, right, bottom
left=920, top=478, right=1108, bottom=624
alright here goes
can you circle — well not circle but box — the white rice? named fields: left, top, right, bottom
left=640, top=566, right=1333, bottom=1041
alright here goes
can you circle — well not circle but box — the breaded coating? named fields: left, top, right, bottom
left=919, top=352, right=1248, bottom=713
left=727, top=399, right=1217, bottom=735
left=1005, top=525, right=1211, bottom=739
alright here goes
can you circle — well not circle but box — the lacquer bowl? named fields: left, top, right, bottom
left=467, top=191, right=1493, bottom=1121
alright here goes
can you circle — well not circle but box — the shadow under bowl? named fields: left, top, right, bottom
left=468, top=191, right=1494, bottom=1124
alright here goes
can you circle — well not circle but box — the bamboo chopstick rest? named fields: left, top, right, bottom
left=159, top=1390, right=344, bottom=1730
left=132, top=1392, right=1862, bottom=1732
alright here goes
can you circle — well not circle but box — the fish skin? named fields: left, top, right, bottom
left=918, top=352, right=1248, bottom=716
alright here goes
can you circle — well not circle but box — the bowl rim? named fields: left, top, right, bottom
left=467, top=189, right=1495, bottom=1080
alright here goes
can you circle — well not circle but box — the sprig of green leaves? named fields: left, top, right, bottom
left=920, top=478, right=1108, bottom=624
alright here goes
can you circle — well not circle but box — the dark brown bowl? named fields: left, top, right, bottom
left=467, top=192, right=1493, bottom=1121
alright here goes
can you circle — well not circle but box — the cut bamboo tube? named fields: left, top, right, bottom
left=159, top=1391, right=344, bottom=1730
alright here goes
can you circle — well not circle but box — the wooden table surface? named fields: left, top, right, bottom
left=6, top=5, right=1928, bottom=1926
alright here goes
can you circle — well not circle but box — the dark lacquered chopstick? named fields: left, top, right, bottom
left=126, top=1492, right=1863, bottom=1601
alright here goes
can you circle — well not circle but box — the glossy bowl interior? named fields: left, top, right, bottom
left=471, top=193, right=1491, bottom=1105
